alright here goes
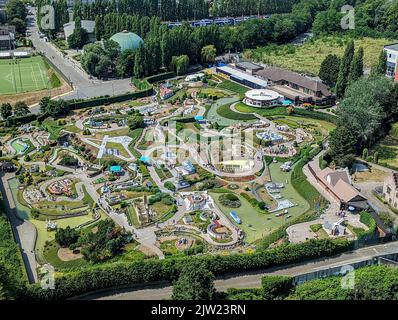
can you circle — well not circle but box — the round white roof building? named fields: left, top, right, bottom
left=244, top=89, right=283, bottom=107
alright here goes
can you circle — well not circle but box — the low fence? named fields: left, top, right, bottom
left=293, top=250, right=398, bottom=285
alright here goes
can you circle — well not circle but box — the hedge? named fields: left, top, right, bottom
left=5, top=114, right=38, bottom=127
left=146, top=72, right=175, bottom=84
left=66, top=87, right=154, bottom=110
left=23, top=238, right=352, bottom=300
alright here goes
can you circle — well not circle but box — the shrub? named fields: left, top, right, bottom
left=219, top=193, right=241, bottom=208
left=164, top=181, right=176, bottom=192
left=261, top=275, right=294, bottom=300
left=378, top=212, right=395, bottom=228
left=310, top=224, right=322, bottom=232
left=55, top=226, right=80, bottom=248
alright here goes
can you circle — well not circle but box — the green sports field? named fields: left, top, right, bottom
left=0, top=56, right=52, bottom=95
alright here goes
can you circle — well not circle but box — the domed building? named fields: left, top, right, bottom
left=110, top=30, right=144, bottom=52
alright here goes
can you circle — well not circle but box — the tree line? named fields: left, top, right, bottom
left=69, top=0, right=299, bottom=24
left=312, top=0, right=398, bottom=39
left=4, top=0, right=27, bottom=34
left=325, top=45, right=398, bottom=168
left=78, top=0, right=331, bottom=79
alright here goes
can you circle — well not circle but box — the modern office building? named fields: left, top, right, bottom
left=384, top=43, right=398, bottom=82
left=216, top=65, right=268, bottom=89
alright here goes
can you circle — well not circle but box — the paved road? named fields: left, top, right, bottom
left=81, top=240, right=398, bottom=300
left=27, top=10, right=133, bottom=113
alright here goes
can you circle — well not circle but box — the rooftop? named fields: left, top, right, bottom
left=245, top=89, right=282, bottom=101
left=217, top=65, right=268, bottom=88
left=320, top=168, right=366, bottom=204
left=236, top=61, right=264, bottom=71
left=255, top=66, right=331, bottom=97
left=63, top=20, right=95, bottom=36
left=385, top=43, right=398, bottom=52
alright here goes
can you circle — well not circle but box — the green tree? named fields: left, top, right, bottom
left=319, top=54, right=340, bottom=87
left=94, top=15, right=104, bottom=41
left=329, top=125, right=358, bottom=168
left=335, top=41, right=355, bottom=99
left=373, top=151, right=379, bottom=164
left=55, top=226, right=80, bottom=247
left=348, top=47, right=364, bottom=84
left=0, top=103, right=12, bottom=119
left=172, top=260, right=215, bottom=300
left=9, top=17, right=26, bottom=34
left=67, top=16, right=89, bottom=49
left=128, top=115, right=144, bottom=130
left=116, top=49, right=135, bottom=77
left=201, top=44, right=216, bottom=64
left=133, top=46, right=144, bottom=79
left=362, top=148, right=368, bottom=159
left=171, top=55, right=189, bottom=76
left=371, top=50, right=387, bottom=77
left=13, top=101, right=30, bottom=116
left=5, top=0, right=27, bottom=21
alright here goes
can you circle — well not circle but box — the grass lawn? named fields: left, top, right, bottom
left=129, top=100, right=145, bottom=107
left=372, top=135, right=398, bottom=170
left=217, top=80, right=250, bottom=96
left=93, top=128, right=130, bottom=139
left=43, top=241, right=88, bottom=270
left=105, top=142, right=130, bottom=158
left=160, top=240, right=181, bottom=256
left=152, top=201, right=173, bottom=216
left=211, top=192, right=270, bottom=243
left=216, top=103, right=257, bottom=120
left=235, top=102, right=337, bottom=123
left=0, top=56, right=54, bottom=95
left=206, top=97, right=249, bottom=126
left=197, top=87, right=229, bottom=99
left=274, top=116, right=335, bottom=132
left=212, top=162, right=310, bottom=243
left=155, top=166, right=173, bottom=180
left=245, top=36, right=391, bottom=76
left=126, top=204, right=140, bottom=227
left=42, top=118, right=65, bottom=140
left=64, top=124, right=82, bottom=134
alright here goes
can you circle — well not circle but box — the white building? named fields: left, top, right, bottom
left=244, top=89, right=283, bottom=107
left=384, top=43, right=398, bottom=81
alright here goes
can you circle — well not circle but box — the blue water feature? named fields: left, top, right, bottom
left=282, top=99, right=293, bottom=105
